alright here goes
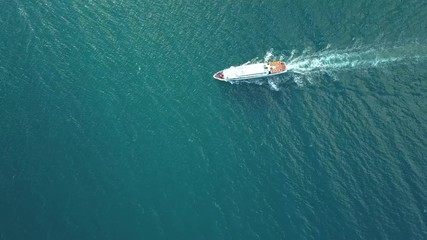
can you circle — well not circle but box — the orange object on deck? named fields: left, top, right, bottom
left=269, top=61, right=286, bottom=73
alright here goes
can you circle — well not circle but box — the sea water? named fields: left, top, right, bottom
left=1, top=0, right=427, bottom=239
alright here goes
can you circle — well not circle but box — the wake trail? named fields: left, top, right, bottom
left=285, top=42, right=427, bottom=75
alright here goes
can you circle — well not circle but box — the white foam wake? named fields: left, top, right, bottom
left=287, top=44, right=425, bottom=73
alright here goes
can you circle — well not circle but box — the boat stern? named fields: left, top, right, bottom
left=268, top=61, right=287, bottom=74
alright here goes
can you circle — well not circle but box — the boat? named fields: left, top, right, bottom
left=213, top=61, right=287, bottom=81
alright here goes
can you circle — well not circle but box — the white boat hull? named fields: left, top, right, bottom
left=213, top=61, right=287, bottom=81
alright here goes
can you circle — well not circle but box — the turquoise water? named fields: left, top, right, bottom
left=1, top=0, right=427, bottom=239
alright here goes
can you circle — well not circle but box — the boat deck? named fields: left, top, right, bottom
left=269, top=61, right=286, bottom=73
left=213, top=61, right=287, bottom=81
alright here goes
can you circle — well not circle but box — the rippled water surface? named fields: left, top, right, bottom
left=1, top=0, right=427, bottom=239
